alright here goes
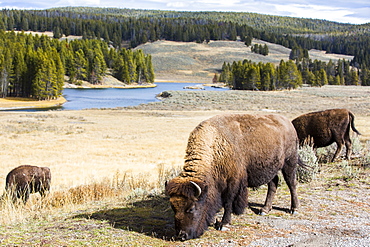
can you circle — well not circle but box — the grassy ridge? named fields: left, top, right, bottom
left=136, top=40, right=354, bottom=83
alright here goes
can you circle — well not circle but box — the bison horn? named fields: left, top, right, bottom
left=190, top=181, right=202, bottom=198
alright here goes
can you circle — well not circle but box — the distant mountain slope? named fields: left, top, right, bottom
left=136, top=39, right=354, bottom=83
left=51, top=7, right=369, bottom=34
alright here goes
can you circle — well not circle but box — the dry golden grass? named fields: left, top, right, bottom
left=0, top=86, right=369, bottom=201
left=0, top=85, right=369, bottom=246
left=0, top=110, right=214, bottom=192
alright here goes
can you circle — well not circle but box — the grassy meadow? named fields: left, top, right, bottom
left=0, top=84, right=369, bottom=246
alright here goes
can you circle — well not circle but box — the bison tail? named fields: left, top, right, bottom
left=349, top=112, right=361, bottom=135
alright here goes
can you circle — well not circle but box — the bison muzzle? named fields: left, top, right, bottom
left=166, top=114, right=305, bottom=240
left=5, top=165, right=51, bottom=204
left=292, top=108, right=361, bottom=162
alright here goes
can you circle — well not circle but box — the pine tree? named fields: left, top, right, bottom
left=73, top=49, right=88, bottom=83
left=261, top=44, right=269, bottom=56
left=360, top=67, right=370, bottom=86
left=89, top=48, right=106, bottom=84
left=246, top=64, right=260, bottom=90
left=31, top=50, right=56, bottom=100
left=313, top=69, right=328, bottom=87
left=348, top=68, right=359, bottom=85
left=0, top=48, right=13, bottom=98
left=126, top=50, right=137, bottom=84
left=11, top=44, right=27, bottom=97
left=145, top=54, right=155, bottom=83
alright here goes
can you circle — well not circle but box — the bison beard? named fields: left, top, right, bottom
left=5, top=165, right=51, bottom=204
left=166, top=114, right=305, bottom=240
left=292, top=108, right=361, bottom=162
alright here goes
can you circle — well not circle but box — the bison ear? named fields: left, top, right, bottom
left=200, top=184, right=208, bottom=200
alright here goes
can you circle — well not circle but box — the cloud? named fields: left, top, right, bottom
left=0, top=0, right=369, bottom=24
left=166, top=2, right=187, bottom=8
left=273, top=3, right=369, bottom=24
left=55, top=0, right=101, bottom=7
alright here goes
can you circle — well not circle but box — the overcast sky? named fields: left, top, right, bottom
left=1, top=0, right=369, bottom=24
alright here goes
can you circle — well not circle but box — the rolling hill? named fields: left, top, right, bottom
left=135, top=39, right=354, bottom=83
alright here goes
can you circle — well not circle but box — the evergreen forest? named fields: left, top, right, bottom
left=0, top=7, right=369, bottom=98
left=0, top=30, right=154, bottom=100
left=220, top=57, right=367, bottom=91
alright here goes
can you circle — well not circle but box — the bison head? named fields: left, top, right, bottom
left=165, top=178, right=208, bottom=240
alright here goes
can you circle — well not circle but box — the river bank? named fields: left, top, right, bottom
left=63, top=82, right=157, bottom=89
left=0, top=97, right=67, bottom=110
left=0, top=82, right=156, bottom=110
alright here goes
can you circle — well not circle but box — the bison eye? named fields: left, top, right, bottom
left=186, top=205, right=195, bottom=214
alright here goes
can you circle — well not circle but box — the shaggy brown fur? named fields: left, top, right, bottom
left=5, top=165, right=51, bottom=204
left=166, top=114, right=304, bottom=240
left=292, top=109, right=361, bottom=162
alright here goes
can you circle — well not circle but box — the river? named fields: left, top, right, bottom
left=60, top=82, right=228, bottom=110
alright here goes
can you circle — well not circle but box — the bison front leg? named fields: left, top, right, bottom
left=215, top=200, right=233, bottom=230
left=21, top=188, right=30, bottom=204
left=215, top=184, right=240, bottom=230
left=260, top=175, right=279, bottom=215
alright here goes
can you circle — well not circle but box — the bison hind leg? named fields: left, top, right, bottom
left=344, top=133, right=353, bottom=160
left=260, top=175, right=279, bottom=215
left=332, top=140, right=344, bottom=162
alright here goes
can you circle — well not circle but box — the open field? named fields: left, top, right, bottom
left=0, top=85, right=369, bottom=246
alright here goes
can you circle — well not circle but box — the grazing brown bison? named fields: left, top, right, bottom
left=165, top=114, right=305, bottom=240
left=292, top=109, right=361, bottom=162
left=5, top=165, right=51, bottom=204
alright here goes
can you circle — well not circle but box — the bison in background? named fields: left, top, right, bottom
left=5, top=165, right=51, bottom=204
left=292, top=109, right=361, bottom=162
left=165, top=114, right=306, bottom=240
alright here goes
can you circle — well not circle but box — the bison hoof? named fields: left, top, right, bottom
left=259, top=209, right=269, bottom=216
left=214, top=219, right=223, bottom=230
left=177, top=230, right=189, bottom=241
left=289, top=209, right=298, bottom=215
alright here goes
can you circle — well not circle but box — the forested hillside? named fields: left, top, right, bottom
left=0, top=7, right=369, bottom=98
left=0, top=31, right=154, bottom=99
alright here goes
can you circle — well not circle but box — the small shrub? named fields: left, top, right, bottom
left=297, top=144, right=319, bottom=183
left=351, top=135, right=362, bottom=156
left=361, top=141, right=370, bottom=166
left=316, top=143, right=337, bottom=163
left=338, top=160, right=359, bottom=181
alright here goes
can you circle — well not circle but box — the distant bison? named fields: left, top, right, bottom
left=165, top=114, right=305, bottom=240
left=292, top=109, right=361, bottom=162
left=5, top=165, right=51, bottom=204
